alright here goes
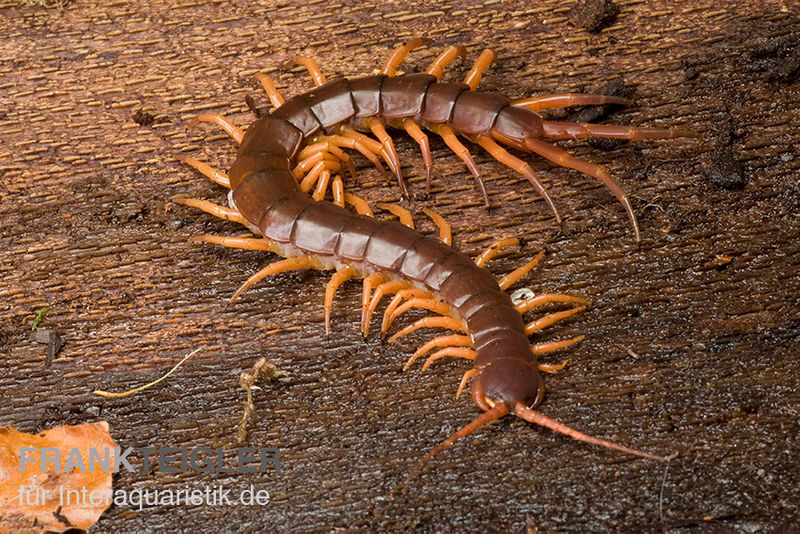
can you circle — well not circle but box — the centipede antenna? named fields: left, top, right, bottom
left=515, top=403, right=670, bottom=461
left=416, top=403, right=509, bottom=471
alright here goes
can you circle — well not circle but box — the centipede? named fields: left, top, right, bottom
left=174, top=39, right=697, bottom=467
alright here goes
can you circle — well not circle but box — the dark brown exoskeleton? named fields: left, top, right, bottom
left=175, top=39, right=695, bottom=467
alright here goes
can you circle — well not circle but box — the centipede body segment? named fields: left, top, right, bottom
left=176, top=39, right=697, bottom=467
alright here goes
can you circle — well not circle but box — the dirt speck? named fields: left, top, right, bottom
left=569, top=0, right=620, bottom=33
left=747, top=27, right=800, bottom=83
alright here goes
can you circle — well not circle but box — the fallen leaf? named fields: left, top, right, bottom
left=0, top=421, right=117, bottom=533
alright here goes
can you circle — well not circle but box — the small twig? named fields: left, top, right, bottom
left=93, top=348, right=202, bottom=398
left=237, top=357, right=286, bottom=443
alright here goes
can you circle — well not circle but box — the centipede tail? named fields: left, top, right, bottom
left=177, top=39, right=695, bottom=468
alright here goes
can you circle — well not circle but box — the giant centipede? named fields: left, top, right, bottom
left=174, top=39, right=697, bottom=467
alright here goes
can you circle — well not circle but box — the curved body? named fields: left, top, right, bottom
left=232, top=75, right=546, bottom=410
left=179, top=42, right=695, bottom=464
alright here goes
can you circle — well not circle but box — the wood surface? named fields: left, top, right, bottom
left=1, top=0, right=799, bottom=531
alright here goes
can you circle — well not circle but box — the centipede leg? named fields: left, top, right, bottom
left=311, top=169, right=332, bottom=201
left=537, top=360, right=570, bottom=374
left=524, top=138, right=640, bottom=241
left=179, top=156, right=231, bottom=188
left=455, top=369, right=478, bottom=399
left=404, top=335, right=473, bottom=371
left=287, top=55, right=328, bottom=86
left=475, top=135, right=562, bottom=228
left=172, top=196, right=247, bottom=225
left=422, top=347, right=477, bottom=371
left=344, top=192, right=374, bottom=217
left=338, top=125, right=393, bottom=176
left=361, top=273, right=388, bottom=335
left=425, top=45, right=467, bottom=79
left=530, top=335, right=585, bottom=355
left=364, top=280, right=414, bottom=335
left=463, top=49, right=496, bottom=90
left=514, top=293, right=591, bottom=314
left=365, top=117, right=406, bottom=197
left=188, top=234, right=276, bottom=252
left=514, top=93, right=633, bottom=111
left=474, top=237, right=520, bottom=267
left=403, top=119, right=433, bottom=191
left=422, top=208, right=451, bottom=246
left=324, top=266, right=359, bottom=334
left=377, top=202, right=415, bottom=228
left=190, top=113, right=244, bottom=144
left=388, top=315, right=467, bottom=343
left=497, top=250, right=545, bottom=290
left=254, top=72, right=285, bottom=109
left=317, top=134, right=386, bottom=174
left=541, top=121, right=699, bottom=141
left=384, top=297, right=452, bottom=334
left=433, top=124, right=489, bottom=206
left=380, top=289, right=436, bottom=335
left=331, top=175, right=345, bottom=208
left=383, top=37, right=429, bottom=76
left=524, top=306, right=587, bottom=336
left=230, top=256, right=315, bottom=304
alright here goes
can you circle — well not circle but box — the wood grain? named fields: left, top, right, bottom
left=1, top=0, right=798, bottom=530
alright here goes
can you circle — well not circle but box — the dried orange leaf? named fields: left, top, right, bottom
left=0, top=421, right=117, bottom=533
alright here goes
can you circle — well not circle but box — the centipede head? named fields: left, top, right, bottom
left=415, top=359, right=671, bottom=472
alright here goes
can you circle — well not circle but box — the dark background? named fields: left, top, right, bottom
left=1, top=0, right=798, bottom=531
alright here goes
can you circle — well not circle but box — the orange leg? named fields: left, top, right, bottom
left=324, top=266, right=359, bottom=334
left=433, top=124, right=488, bottom=206
left=474, top=237, right=520, bottom=267
left=361, top=273, right=388, bottom=335
left=387, top=315, right=467, bottom=343
left=524, top=306, right=586, bottom=336
left=179, top=156, right=231, bottom=188
left=364, top=280, right=413, bottom=335
left=377, top=202, right=415, bottom=228
left=537, top=359, right=569, bottom=374
left=299, top=142, right=356, bottom=180
left=311, top=169, right=332, bottom=201
left=514, top=93, right=633, bottom=111
left=338, top=125, right=393, bottom=175
left=316, top=134, right=386, bottom=174
left=425, top=45, right=467, bottom=79
left=230, top=256, right=315, bottom=304
left=524, top=138, right=640, bottom=241
left=541, top=121, right=698, bottom=141
left=331, top=175, right=345, bottom=207
left=190, top=113, right=244, bottom=144
left=384, top=297, right=452, bottom=334
left=530, top=335, right=585, bottom=355
left=383, top=37, right=429, bottom=76
left=365, top=117, right=406, bottom=196
left=456, top=369, right=478, bottom=399
left=300, top=161, right=341, bottom=193
left=422, top=347, right=477, bottom=371
left=463, top=49, right=496, bottom=90
left=422, top=208, right=451, bottom=246
left=188, top=234, right=277, bottom=252
left=254, top=72, right=285, bottom=108
left=344, top=192, right=374, bottom=217
left=403, top=118, right=433, bottom=190
left=498, top=250, right=545, bottom=291
left=287, top=55, right=327, bottom=86
left=172, top=196, right=247, bottom=225
left=403, top=334, right=473, bottom=371
left=475, top=134, right=561, bottom=227
left=515, top=293, right=591, bottom=314
left=380, top=288, right=436, bottom=334
left=293, top=151, right=326, bottom=178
